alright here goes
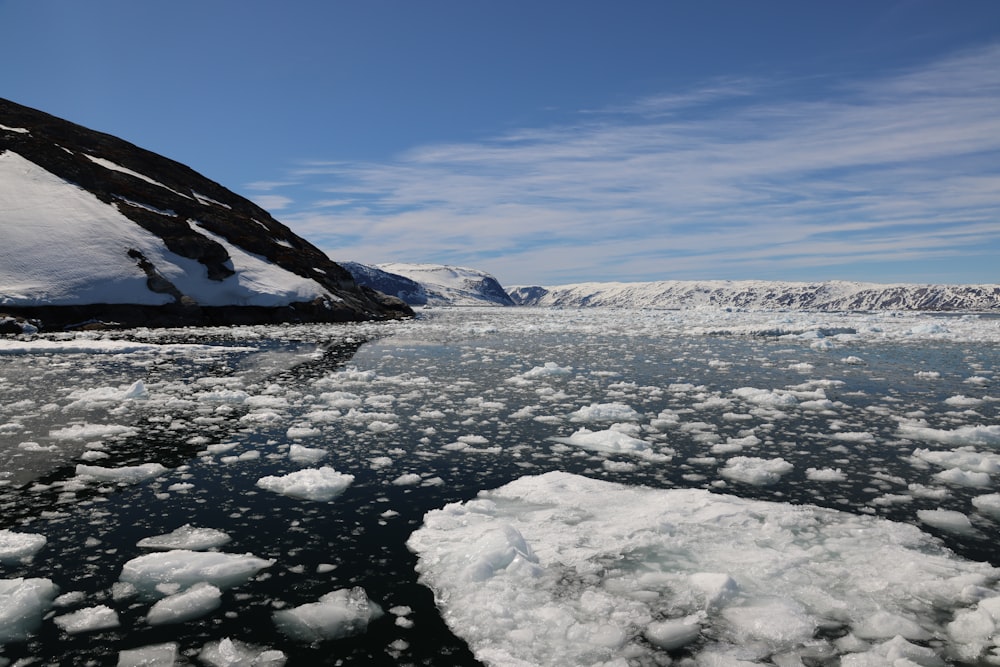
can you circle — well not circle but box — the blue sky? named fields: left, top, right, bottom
left=2, top=1, right=999, bottom=286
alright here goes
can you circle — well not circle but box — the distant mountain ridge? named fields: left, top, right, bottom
left=343, top=262, right=515, bottom=306
left=0, top=98, right=410, bottom=329
left=509, top=280, right=1000, bottom=311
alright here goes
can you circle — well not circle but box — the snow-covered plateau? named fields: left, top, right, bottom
left=1, top=306, right=999, bottom=666
left=509, top=281, right=1000, bottom=312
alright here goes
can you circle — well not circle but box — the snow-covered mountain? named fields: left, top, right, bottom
left=0, top=98, right=410, bottom=330
left=509, top=280, right=1000, bottom=311
left=343, top=262, right=515, bottom=306
left=338, top=262, right=430, bottom=306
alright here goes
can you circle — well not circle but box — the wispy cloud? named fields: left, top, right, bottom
left=249, top=194, right=294, bottom=212
left=278, top=44, right=1000, bottom=285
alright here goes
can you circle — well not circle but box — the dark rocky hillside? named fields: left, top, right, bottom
left=0, top=98, right=411, bottom=330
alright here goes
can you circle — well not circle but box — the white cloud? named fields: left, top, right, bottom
left=250, top=194, right=293, bottom=212
left=278, top=44, right=1000, bottom=285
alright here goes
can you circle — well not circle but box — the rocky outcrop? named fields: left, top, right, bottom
left=0, top=98, right=412, bottom=329
left=340, top=262, right=429, bottom=306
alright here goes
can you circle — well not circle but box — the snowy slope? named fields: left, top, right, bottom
left=0, top=152, right=321, bottom=307
left=509, top=280, right=1000, bottom=312
left=0, top=98, right=410, bottom=328
left=353, top=262, right=515, bottom=306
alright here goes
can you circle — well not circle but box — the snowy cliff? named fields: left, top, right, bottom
left=0, top=98, right=410, bottom=329
left=509, top=280, right=1000, bottom=312
left=343, top=262, right=515, bottom=307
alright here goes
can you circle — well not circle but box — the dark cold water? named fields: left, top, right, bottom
left=0, top=307, right=998, bottom=666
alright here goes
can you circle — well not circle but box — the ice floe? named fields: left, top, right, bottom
left=119, top=550, right=274, bottom=598
left=0, top=578, right=58, bottom=642
left=553, top=427, right=671, bottom=462
left=0, top=530, right=46, bottom=563
left=198, top=637, right=287, bottom=666
left=409, top=471, right=1000, bottom=666
left=272, top=586, right=383, bottom=642
left=136, top=525, right=232, bottom=551
left=255, top=466, right=354, bottom=501
left=74, top=463, right=167, bottom=484
left=146, top=582, right=222, bottom=625
left=720, top=456, right=794, bottom=486
left=52, top=605, right=120, bottom=634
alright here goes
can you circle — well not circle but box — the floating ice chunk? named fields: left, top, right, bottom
left=644, top=619, right=701, bottom=649
left=945, top=395, right=985, bottom=407
left=0, top=578, right=58, bottom=642
left=286, top=426, right=321, bottom=439
left=119, top=550, right=274, bottom=598
left=122, top=380, right=149, bottom=399
left=54, top=591, right=86, bottom=607
left=553, top=428, right=668, bottom=461
left=256, top=467, right=354, bottom=501
left=568, top=402, right=640, bottom=422
left=137, top=525, right=231, bottom=551
left=841, top=635, right=946, bottom=667
left=146, top=582, right=221, bottom=625
left=75, top=463, right=167, bottom=484
left=522, top=362, right=573, bottom=378
left=832, top=431, right=876, bottom=444
left=933, top=467, right=992, bottom=488
left=917, top=509, right=979, bottom=536
left=841, top=356, right=866, bottom=365
left=63, top=383, right=150, bottom=409
left=720, top=456, right=793, bottom=486
left=288, top=444, right=327, bottom=464
left=602, top=460, right=637, bottom=472
left=806, top=467, right=847, bottom=482
left=0, top=530, right=46, bottom=563
left=199, top=389, right=250, bottom=404
left=367, top=420, right=398, bottom=433
left=689, top=572, right=740, bottom=609
left=273, top=586, right=383, bottom=642
left=911, top=447, right=1000, bottom=474
left=731, top=387, right=798, bottom=408
left=972, top=494, right=1000, bottom=520
left=898, top=421, right=1000, bottom=446
left=317, top=390, right=362, bottom=409
left=722, top=597, right=815, bottom=645
left=392, top=473, right=422, bottom=486
left=116, top=642, right=178, bottom=667
left=203, top=442, right=239, bottom=455
left=50, top=423, right=138, bottom=440
left=199, top=637, right=287, bottom=667
left=799, top=398, right=837, bottom=411
left=853, top=609, right=931, bottom=640
left=409, top=472, right=1000, bottom=667
left=53, top=605, right=120, bottom=634
left=221, top=450, right=261, bottom=464
left=369, top=456, right=393, bottom=469
left=947, top=596, right=1000, bottom=662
